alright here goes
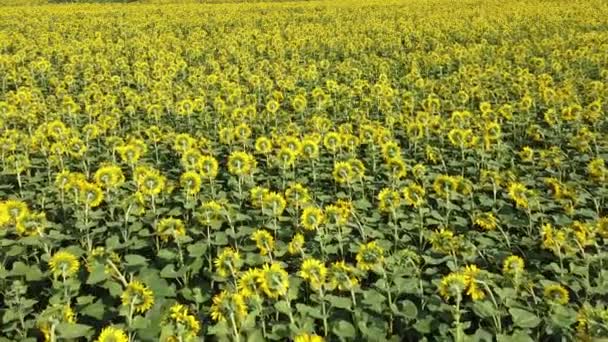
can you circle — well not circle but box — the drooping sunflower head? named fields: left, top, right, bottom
left=156, top=217, right=186, bottom=242
left=299, top=258, right=327, bottom=290
left=121, top=280, right=155, bottom=314
left=332, top=161, right=354, bottom=184
left=438, top=272, right=467, bottom=301
left=502, top=255, right=525, bottom=277
left=288, top=233, right=305, bottom=255
left=294, top=333, right=325, bottom=342
left=381, top=140, right=401, bottom=161
left=262, top=192, right=286, bottom=217
left=254, top=136, right=273, bottom=155
left=258, top=263, right=289, bottom=299
left=214, top=247, right=242, bottom=278
left=15, top=211, right=47, bottom=237
left=80, top=181, right=104, bottom=208
left=543, top=284, right=569, bottom=305
left=377, top=188, right=402, bottom=214
left=48, top=250, right=80, bottom=278
left=180, top=171, right=202, bottom=196
left=210, top=290, right=248, bottom=323
left=238, top=268, right=263, bottom=299
left=473, top=212, right=498, bottom=231
left=285, top=183, right=311, bottom=208
left=402, top=183, right=426, bottom=207
left=251, top=229, right=275, bottom=256
left=328, top=260, right=359, bottom=291
left=356, top=241, right=384, bottom=271
left=507, top=182, right=530, bottom=209
left=95, top=326, right=129, bottom=342
left=300, top=206, right=325, bottom=231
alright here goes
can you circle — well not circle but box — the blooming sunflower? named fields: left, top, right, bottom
left=254, top=136, right=273, bottom=155
left=238, top=268, right=263, bottom=299
left=94, top=164, right=125, bottom=189
left=356, top=241, right=384, bottom=271
left=377, top=188, right=402, bottom=213
left=402, top=183, right=426, bottom=207
left=164, top=303, right=201, bottom=341
left=323, top=132, right=341, bottom=153
left=262, top=192, right=286, bottom=217
left=198, top=155, right=219, bottom=179
left=502, top=255, right=525, bottom=276
left=180, top=171, right=202, bottom=196
left=48, top=250, right=80, bottom=278
left=332, top=161, right=354, bottom=184
left=15, top=211, right=47, bottom=236
left=507, top=182, right=530, bottom=209
left=95, top=326, right=128, bottom=342
left=328, top=261, right=359, bottom=291
left=301, top=138, right=320, bottom=160
left=227, top=151, right=255, bottom=177
left=258, top=263, right=289, bottom=298
left=250, top=186, right=270, bottom=208
left=210, top=290, right=248, bottom=322
left=299, top=258, right=327, bottom=290
left=438, top=272, right=468, bottom=300
left=121, top=280, right=155, bottom=314
left=276, top=147, right=297, bottom=169
left=300, top=206, right=325, bottom=231
left=251, top=229, right=274, bottom=256
left=294, top=333, right=325, bottom=342
left=543, top=284, right=569, bottom=305
left=156, top=217, right=186, bottom=241
left=474, top=212, right=498, bottom=231
left=214, top=247, right=242, bottom=277
left=285, top=183, right=311, bottom=208
left=324, top=204, right=349, bottom=226
left=288, top=233, right=305, bottom=255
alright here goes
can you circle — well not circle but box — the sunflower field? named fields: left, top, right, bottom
left=1, top=0, right=608, bottom=341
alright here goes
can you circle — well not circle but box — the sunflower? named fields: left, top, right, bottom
left=262, top=192, right=286, bottom=217
left=294, top=333, right=325, bottom=342
left=234, top=123, right=252, bottom=143
left=587, top=158, right=606, bottom=181
left=48, top=250, right=80, bottom=278
left=94, top=164, right=125, bottom=189
left=519, top=146, right=534, bottom=162
left=137, top=169, right=166, bottom=196
left=328, top=261, right=359, bottom=291
left=433, top=175, right=458, bottom=198
left=276, top=147, right=297, bottom=169
left=164, top=304, right=201, bottom=341
left=180, top=171, right=202, bottom=196
left=402, top=183, right=426, bottom=207
left=266, top=99, right=280, bottom=113
left=250, top=186, right=270, bottom=208
left=356, top=241, right=384, bottom=271
left=210, top=290, right=248, bottom=322
left=198, top=155, right=219, bottom=179
left=288, top=233, right=305, bottom=255
left=214, top=247, right=242, bottom=277
left=543, top=284, right=569, bottom=305
left=79, top=181, right=104, bottom=208
left=2, top=199, right=29, bottom=225
left=385, top=157, right=408, bottom=180
left=301, top=138, right=320, bottom=160
left=285, top=183, right=311, bottom=209
left=282, top=136, right=302, bottom=154
left=121, top=280, right=155, bottom=314
left=198, top=200, right=224, bottom=226
left=258, top=263, right=289, bottom=298
left=463, top=265, right=485, bottom=301
left=227, top=151, right=256, bottom=177
left=474, top=212, right=498, bottom=231
left=347, top=158, right=366, bottom=180
left=15, top=211, right=47, bottom=236
left=254, top=136, right=273, bottom=155
left=502, top=255, right=525, bottom=276
left=438, top=272, right=467, bottom=300
left=300, top=206, right=325, bottom=231
left=332, top=161, right=354, bottom=184
left=377, top=188, right=402, bottom=213
left=507, top=182, right=530, bottom=209
left=238, top=268, right=263, bottom=299
left=251, top=229, right=274, bottom=256
left=324, top=204, right=349, bottom=226
left=429, top=229, right=458, bottom=254
left=381, top=141, right=401, bottom=161
left=95, top=326, right=129, bottom=342
left=323, top=132, right=341, bottom=153
left=299, top=258, right=327, bottom=290
left=156, top=217, right=186, bottom=241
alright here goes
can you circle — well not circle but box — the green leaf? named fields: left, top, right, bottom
left=509, top=308, right=541, bottom=328
left=473, top=300, right=498, bottom=319
left=86, top=263, right=108, bottom=284
left=399, top=300, right=418, bottom=319
left=124, top=254, right=148, bottom=266
left=81, top=300, right=105, bottom=320
left=326, top=294, right=352, bottom=310
left=160, top=264, right=178, bottom=278
left=56, top=323, right=93, bottom=339
left=497, top=330, right=535, bottom=342
left=332, top=320, right=356, bottom=338
left=187, top=243, right=208, bottom=257
left=274, top=301, right=291, bottom=315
